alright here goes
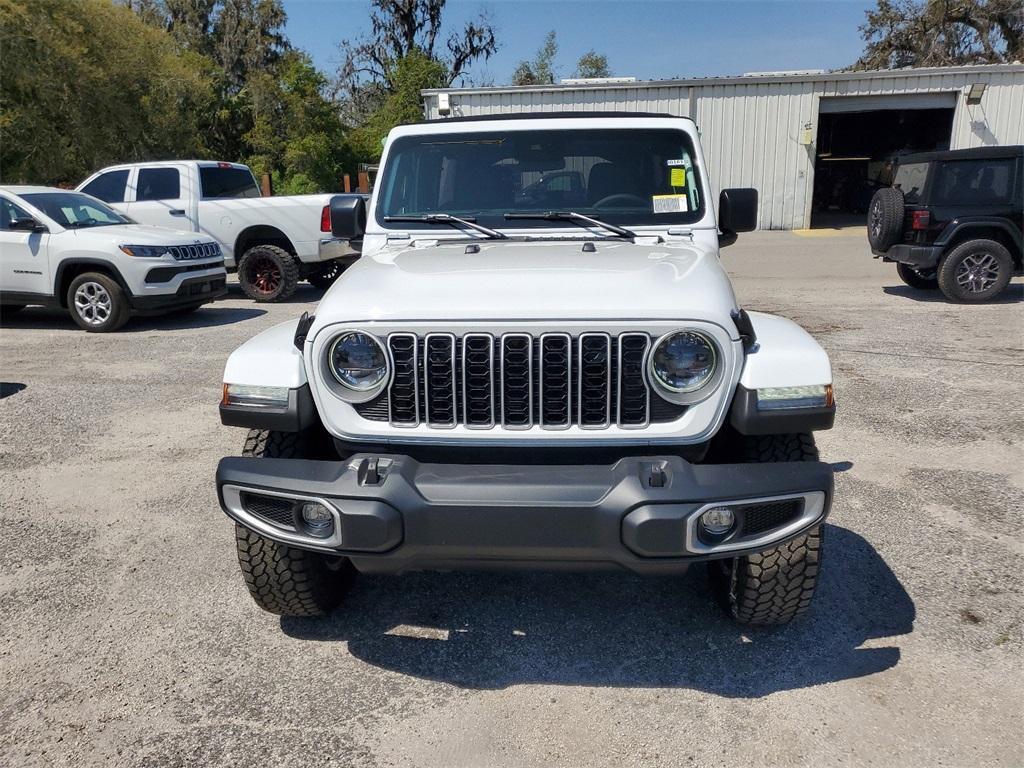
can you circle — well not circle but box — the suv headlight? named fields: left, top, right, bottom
left=649, top=330, right=719, bottom=403
left=327, top=331, right=389, bottom=397
left=119, top=244, right=171, bottom=258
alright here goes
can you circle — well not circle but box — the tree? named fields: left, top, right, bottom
left=854, top=0, right=1024, bottom=69
left=1, top=0, right=213, bottom=184
left=574, top=50, right=610, bottom=79
left=512, top=30, right=558, bottom=85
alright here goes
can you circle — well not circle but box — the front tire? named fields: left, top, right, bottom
left=66, top=272, right=129, bottom=332
left=936, top=239, right=1013, bottom=302
left=234, top=429, right=356, bottom=616
left=237, top=244, right=300, bottom=302
left=896, top=262, right=938, bottom=290
left=709, top=433, right=824, bottom=626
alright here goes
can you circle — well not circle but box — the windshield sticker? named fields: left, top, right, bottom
left=666, top=159, right=687, bottom=166
left=652, top=194, right=688, bottom=214
left=670, top=167, right=687, bottom=187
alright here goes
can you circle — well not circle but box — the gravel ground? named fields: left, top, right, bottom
left=1, top=230, right=1022, bottom=767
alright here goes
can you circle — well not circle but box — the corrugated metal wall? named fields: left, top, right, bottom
left=423, top=66, right=1024, bottom=229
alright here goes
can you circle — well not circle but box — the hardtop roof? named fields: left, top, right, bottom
left=899, top=145, right=1023, bottom=164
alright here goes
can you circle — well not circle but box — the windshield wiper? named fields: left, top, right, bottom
left=384, top=213, right=507, bottom=240
left=503, top=211, right=636, bottom=239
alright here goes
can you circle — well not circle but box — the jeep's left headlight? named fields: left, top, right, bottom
left=119, top=244, right=171, bottom=258
left=649, top=330, right=719, bottom=402
left=327, top=331, right=388, bottom=392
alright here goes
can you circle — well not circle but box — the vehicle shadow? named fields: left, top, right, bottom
left=281, top=524, right=914, bottom=697
left=882, top=283, right=1023, bottom=303
left=0, top=306, right=265, bottom=331
left=0, top=382, right=27, bottom=399
left=223, top=282, right=325, bottom=304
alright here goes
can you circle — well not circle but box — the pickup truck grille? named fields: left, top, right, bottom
left=356, top=332, right=687, bottom=430
left=169, top=243, right=221, bottom=261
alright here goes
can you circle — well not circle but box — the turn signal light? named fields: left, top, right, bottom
left=911, top=210, right=930, bottom=230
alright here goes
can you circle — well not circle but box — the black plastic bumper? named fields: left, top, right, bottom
left=874, top=243, right=943, bottom=268
left=130, top=275, right=227, bottom=314
left=216, top=454, right=834, bottom=575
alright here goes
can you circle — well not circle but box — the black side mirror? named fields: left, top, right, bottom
left=330, top=195, right=366, bottom=241
left=718, top=188, right=758, bottom=247
left=9, top=217, right=46, bottom=233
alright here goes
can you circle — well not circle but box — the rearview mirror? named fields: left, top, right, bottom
left=9, top=217, right=46, bottom=233
left=717, top=188, right=758, bottom=247
left=330, top=195, right=366, bottom=241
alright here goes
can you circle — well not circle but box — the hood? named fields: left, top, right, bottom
left=70, top=224, right=211, bottom=245
left=314, top=239, right=739, bottom=330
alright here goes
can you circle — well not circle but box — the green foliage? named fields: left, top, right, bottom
left=0, top=0, right=213, bottom=184
left=574, top=51, right=610, bottom=79
left=512, top=30, right=558, bottom=86
left=347, top=50, right=447, bottom=163
left=855, top=0, right=1023, bottom=69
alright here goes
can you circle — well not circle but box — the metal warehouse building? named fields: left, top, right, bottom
left=421, top=64, right=1024, bottom=229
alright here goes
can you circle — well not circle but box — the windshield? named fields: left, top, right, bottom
left=22, top=192, right=131, bottom=228
left=377, top=128, right=704, bottom=231
left=200, top=166, right=261, bottom=199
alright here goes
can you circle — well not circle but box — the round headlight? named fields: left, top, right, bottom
left=650, top=331, right=717, bottom=394
left=328, top=331, right=388, bottom=391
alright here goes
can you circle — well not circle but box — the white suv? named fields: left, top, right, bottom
left=215, top=114, right=837, bottom=626
left=0, top=186, right=226, bottom=332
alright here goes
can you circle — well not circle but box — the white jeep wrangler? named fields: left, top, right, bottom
left=216, top=114, right=837, bottom=625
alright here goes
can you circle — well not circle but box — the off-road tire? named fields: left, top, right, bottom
left=867, top=187, right=904, bottom=251
left=306, top=260, right=345, bottom=290
left=234, top=428, right=356, bottom=616
left=709, top=433, right=823, bottom=626
left=936, top=238, right=1013, bottom=303
left=238, top=244, right=300, bottom=303
left=896, top=262, right=938, bottom=290
left=66, top=272, right=130, bottom=332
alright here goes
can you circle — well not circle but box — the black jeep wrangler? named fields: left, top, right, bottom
left=867, top=146, right=1022, bottom=302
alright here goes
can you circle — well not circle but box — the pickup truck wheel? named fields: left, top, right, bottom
left=238, top=245, right=300, bottom=302
left=896, top=262, right=938, bottom=290
left=67, top=272, right=129, bottom=332
left=866, top=187, right=904, bottom=251
left=708, top=433, right=823, bottom=626
left=936, top=239, right=1013, bottom=302
left=234, top=429, right=356, bottom=616
left=306, top=260, right=344, bottom=290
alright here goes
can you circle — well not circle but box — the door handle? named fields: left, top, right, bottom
left=169, top=209, right=186, bottom=216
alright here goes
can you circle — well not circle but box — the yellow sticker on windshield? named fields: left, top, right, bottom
left=670, top=167, right=686, bottom=187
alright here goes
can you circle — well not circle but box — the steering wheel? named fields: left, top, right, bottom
left=592, top=193, right=647, bottom=209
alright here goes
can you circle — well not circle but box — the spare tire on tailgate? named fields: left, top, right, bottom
left=867, top=187, right=904, bottom=251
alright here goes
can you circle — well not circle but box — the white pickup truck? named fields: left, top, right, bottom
left=77, top=161, right=361, bottom=302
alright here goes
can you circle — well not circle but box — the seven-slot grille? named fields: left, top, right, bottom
left=375, top=332, right=666, bottom=430
left=169, top=243, right=220, bottom=261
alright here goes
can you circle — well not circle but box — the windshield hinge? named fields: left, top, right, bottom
left=667, top=227, right=694, bottom=240
left=386, top=232, right=411, bottom=242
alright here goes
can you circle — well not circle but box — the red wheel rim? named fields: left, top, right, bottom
left=245, top=254, right=282, bottom=295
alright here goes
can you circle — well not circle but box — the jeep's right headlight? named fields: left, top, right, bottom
left=649, top=330, right=719, bottom=402
left=327, top=331, right=388, bottom=392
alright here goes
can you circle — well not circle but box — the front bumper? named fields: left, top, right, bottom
left=216, top=454, right=833, bottom=575
left=130, top=274, right=228, bottom=314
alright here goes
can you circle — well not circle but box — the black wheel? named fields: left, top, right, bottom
left=708, top=433, right=823, bottom=626
left=306, top=260, right=345, bottom=290
left=896, top=262, right=938, bottom=290
left=234, top=429, right=355, bottom=616
left=936, top=239, right=1013, bottom=303
left=66, top=272, right=130, bottom=332
left=866, top=187, right=904, bottom=251
left=237, top=244, right=300, bottom=302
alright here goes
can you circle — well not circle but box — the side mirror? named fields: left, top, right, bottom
left=330, top=195, right=366, bottom=241
left=717, top=188, right=758, bottom=247
left=9, top=217, right=46, bottom=233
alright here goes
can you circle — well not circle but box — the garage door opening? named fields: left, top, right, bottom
left=810, top=95, right=955, bottom=228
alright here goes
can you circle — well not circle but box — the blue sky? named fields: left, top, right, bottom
left=281, top=0, right=877, bottom=84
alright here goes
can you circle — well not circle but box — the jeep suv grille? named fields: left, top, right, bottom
left=169, top=242, right=221, bottom=261
left=358, top=332, right=686, bottom=430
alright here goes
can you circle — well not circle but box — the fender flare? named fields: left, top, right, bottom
left=53, top=258, right=133, bottom=305
left=934, top=217, right=1023, bottom=255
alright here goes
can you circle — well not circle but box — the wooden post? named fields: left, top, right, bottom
left=343, top=174, right=351, bottom=193
left=261, top=173, right=273, bottom=197
left=357, top=170, right=369, bottom=193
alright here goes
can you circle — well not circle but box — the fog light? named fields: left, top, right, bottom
left=700, top=507, right=735, bottom=536
left=300, top=502, right=334, bottom=538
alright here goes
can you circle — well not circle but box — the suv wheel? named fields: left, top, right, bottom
left=67, top=272, right=130, bottom=332
left=866, top=187, right=904, bottom=251
left=237, top=244, right=300, bottom=302
left=234, top=429, right=356, bottom=616
left=937, top=239, right=1013, bottom=302
left=896, top=262, right=938, bottom=290
left=708, top=433, right=823, bottom=625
